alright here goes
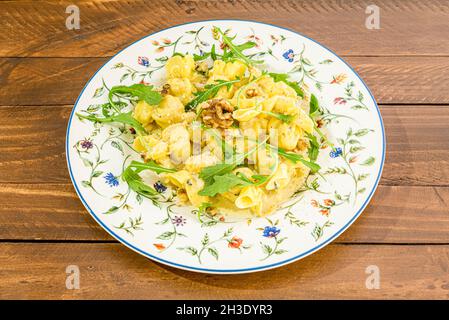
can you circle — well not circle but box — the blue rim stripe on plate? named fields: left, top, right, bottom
left=66, top=19, right=386, bottom=274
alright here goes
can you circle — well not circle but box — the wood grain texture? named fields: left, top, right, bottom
left=1, top=105, right=448, bottom=186
left=0, top=184, right=448, bottom=243
left=2, top=0, right=449, bottom=57
left=2, top=56, right=449, bottom=106
left=1, top=243, right=449, bottom=299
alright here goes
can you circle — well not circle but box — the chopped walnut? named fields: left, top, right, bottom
left=316, top=118, right=324, bottom=128
left=201, top=98, right=234, bottom=129
left=160, top=83, right=170, bottom=95
left=245, top=88, right=258, bottom=98
left=195, top=61, right=209, bottom=74
left=296, top=138, right=310, bottom=152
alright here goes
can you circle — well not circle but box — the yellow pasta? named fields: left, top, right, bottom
left=265, top=163, right=290, bottom=191
left=121, top=50, right=321, bottom=217
left=163, top=170, right=191, bottom=188
left=185, top=176, right=209, bottom=207
left=133, top=100, right=154, bottom=125
left=167, top=78, right=195, bottom=105
left=235, top=186, right=264, bottom=209
left=166, top=55, right=195, bottom=79
left=152, top=95, right=185, bottom=128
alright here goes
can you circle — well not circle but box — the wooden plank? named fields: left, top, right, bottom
left=0, top=106, right=70, bottom=183
left=0, top=183, right=112, bottom=241
left=2, top=0, right=449, bottom=57
left=345, top=57, right=449, bottom=104
left=0, top=105, right=448, bottom=185
left=1, top=243, right=448, bottom=299
left=0, top=58, right=104, bottom=106
left=0, top=184, right=448, bottom=243
left=2, top=56, right=449, bottom=105
left=381, top=106, right=449, bottom=186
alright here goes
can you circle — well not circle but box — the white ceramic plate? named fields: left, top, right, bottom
left=66, top=20, right=385, bottom=274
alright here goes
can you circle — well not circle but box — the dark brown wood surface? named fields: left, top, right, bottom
left=0, top=0, right=448, bottom=299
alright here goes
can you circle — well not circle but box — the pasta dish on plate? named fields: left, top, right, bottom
left=77, top=27, right=325, bottom=218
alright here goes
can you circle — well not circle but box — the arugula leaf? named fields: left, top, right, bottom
left=108, top=84, right=162, bottom=108
left=199, top=136, right=269, bottom=184
left=77, top=85, right=158, bottom=134
left=77, top=111, right=146, bottom=135
left=185, top=79, right=240, bottom=111
left=193, top=52, right=210, bottom=61
left=128, top=160, right=176, bottom=174
left=309, top=94, right=320, bottom=116
left=193, top=44, right=219, bottom=62
left=214, top=27, right=263, bottom=65
left=122, top=167, right=159, bottom=200
left=199, top=163, right=237, bottom=184
left=199, top=172, right=269, bottom=197
left=199, top=173, right=254, bottom=196
left=307, top=94, right=335, bottom=149
left=210, top=44, right=218, bottom=60
left=196, top=202, right=213, bottom=222
left=273, top=146, right=321, bottom=173
left=269, top=73, right=304, bottom=98
left=306, top=133, right=320, bottom=161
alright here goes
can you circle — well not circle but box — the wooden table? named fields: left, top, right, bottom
left=1, top=0, right=448, bottom=299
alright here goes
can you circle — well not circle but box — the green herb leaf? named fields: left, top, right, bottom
left=122, top=167, right=158, bottom=200
left=199, top=163, right=237, bottom=184
left=196, top=202, right=213, bottom=223
left=275, top=147, right=321, bottom=173
left=210, top=44, right=217, bottom=60
left=76, top=111, right=146, bottom=135
left=214, top=27, right=263, bottom=65
left=185, top=79, right=240, bottom=111
left=109, top=84, right=162, bottom=107
left=306, top=133, right=320, bottom=161
left=309, top=94, right=320, bottom=116
left=193, top=52, right=211, bottom=61
left=199, top=136, right=269, bottom=184
left=128, top=160, right=177, bottom=174
left=199, top=173, right=253, bottom=196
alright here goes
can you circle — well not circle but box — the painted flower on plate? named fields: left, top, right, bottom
left=334, top=97, right=347, bottom=105
left=79, top=138, right=93, bottom=150
left=228, top=237, right=243, bottom=249
left=330, top=73, right=347, bottom=84
left=154, top=181, right=167, bottom=193
left=263, top=226, right=280, bottom=238
left=172, top=215, right=186, bottom=227
left=329, top=147, right=342, bottom=158
left=104, top=172, right=119, bottom=187
left=138, top=56, right=150, bottom=67
left=282, top=49, right=294, bottom=62
left=153, top=243, right=166, bottom=250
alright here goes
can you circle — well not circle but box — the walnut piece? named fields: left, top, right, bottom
left=195, top=61, right=209, bottom=74
left=201, top=99, right=234, bottom=129
left=245, top=88, right=258, bottom=98
left=160, top=84, right=170, bottom=95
